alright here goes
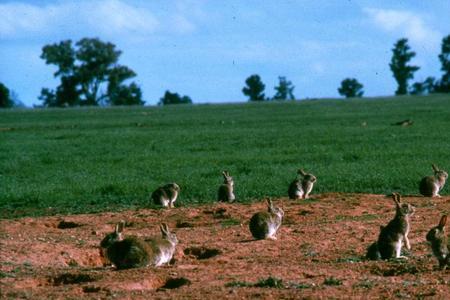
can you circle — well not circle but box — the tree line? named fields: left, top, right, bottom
left=1, top=34, right=449, bottom=108
left=242, top=35, right=450, bottom=101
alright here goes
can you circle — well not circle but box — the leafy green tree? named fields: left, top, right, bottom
left=437, top=34, right=450, bottom=93
left=338, top=78, right=364, bottom=98
left=158, top=90, right=192, bottom=105
left=242, top=74, right=266, bottom=101
left=0, top=82, right=13, bottom=108
left=107, top=66, right=143, bottom=105
left=410, top=77, right=436, bottom=95
left=40, top=38, right=143, bottom=107
left=389, top=38, right=420, bottom=95
left=108, top=83, right=143, bottom=105
left=273, top=76, right=295, bottom=100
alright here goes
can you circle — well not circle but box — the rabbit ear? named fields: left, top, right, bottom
left=160, top=223, right=170, bottom=235
left=266, top=198, right=273, bottom=210
left=115, top=220, right=125, bottom=233
left=222, top=171, right=228, bottom=177
left=391, top=193, right=401, bottom=206
left=298, top=169, right=306, bottom=176
left=160, top=223, right=167, bottom=235
left=432, top=164, right=439, bottom=172
left=439, top=215, right=448, bottom=228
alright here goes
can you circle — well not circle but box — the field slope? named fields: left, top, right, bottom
left=1, top=95, right=450, bottom=218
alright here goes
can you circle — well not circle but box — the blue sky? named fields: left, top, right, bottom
left=1, top=0, right=449, bottom=106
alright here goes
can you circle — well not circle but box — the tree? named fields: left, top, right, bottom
left=410, top=77, right=436, bottom=95
left=437, top=34, right=450, bottom=93
left=40, top=38, right=143, bottom=107
left=9, top=90, right=25, bottom=108
left=158, top=90, right=192, bottom=105
left=108, top=83, right=143, bottom=105
left=389, top=38, right=420, bottom=95
left=273, top=76, right=295, bottom=100
left=0, top=82, right=13, bottom=108
left=338, top=78, right=364, bottom=98
left=107, top=66, right=143, bottom=105
left=242, top=74, right=266, bottom=101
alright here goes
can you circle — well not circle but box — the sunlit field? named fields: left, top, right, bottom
left=1, top=94, right=449, bottom=218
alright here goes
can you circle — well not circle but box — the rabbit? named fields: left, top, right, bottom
left=249, top=199, right=284, bottom=240
left=99, top=220, right=150, bottom=269
left=419, top=164, right=448, bottom=197
left=217, top=171, right=235, bottom=202
left=143, top=223, right=179, bottom=267
left=426, top=215, right=449, bottom=270
left=376, top=193, right=415, bottom=260
left=100, top=222, right=178, bottom=269
left=288, top=169, right=317, bottom=200
left=151, top=183, right=180, bottom=208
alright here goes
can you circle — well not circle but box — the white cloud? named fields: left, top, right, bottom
left=170, top=14, right=196, bottom=34
left=0, top=2, right=53, bottom=37
left=87, top=0, right=159, bottom=36
left=0, top=1, right=160, bottom=39
left=364, top=8, right=441, bottom=47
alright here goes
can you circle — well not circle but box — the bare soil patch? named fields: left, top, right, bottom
left=1, top=193, right=449, bottom=299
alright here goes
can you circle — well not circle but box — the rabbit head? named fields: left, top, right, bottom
left=99, top=220, right=125, bottom=264
left=222, top=171, right=234, bottom=186
left=160, top=223, right=178, bottom=246
left=426, top=215, right=447, bottom=243
left=432, top=164, right=448, bottom=182
left=392, top=193, right=415, bottom=217
left=267, top=199, right=284, bottom=218
left=100, top=220, right=125, bottom=250
left=168, top=183, right=180, bottom=191
left=298, top=169, right=317, bottom=183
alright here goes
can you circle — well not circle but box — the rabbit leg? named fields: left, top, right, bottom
left=433, top=184, right=441, bottom=197
left=161, top=198, right=170, bottom=207
left=404, top=235, right=411, bottom=250
left=228, top=191, right=235, bottom=202
left=303, top=185, right=313, bottom=199
left=395, top=241, right=408, bottom=259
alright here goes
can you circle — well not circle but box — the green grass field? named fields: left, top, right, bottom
left=1, top=95, right=449, bottom=218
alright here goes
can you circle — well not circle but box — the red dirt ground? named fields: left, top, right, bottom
left=1, top=193, right=449, bottom=299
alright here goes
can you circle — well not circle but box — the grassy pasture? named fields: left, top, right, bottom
left=1, top=95, right=449, bottom=218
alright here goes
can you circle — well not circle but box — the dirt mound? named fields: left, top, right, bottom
left=1, top=193, right=449, bottom=299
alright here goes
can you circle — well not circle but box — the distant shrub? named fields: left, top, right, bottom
left=338, top=78, right=364, bottom=98
left=158, top=90, right=192, bottom=105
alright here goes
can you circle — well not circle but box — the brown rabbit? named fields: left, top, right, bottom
left=426, top=215, right=449, bottom=269
left=419, top=164, right=448, bottom=197
left=249, top=199, right=284, bottom=240
left=376, top=193, right=415, bottom=260
left=151, top=183, right=180, bottom=208
left=100, top=222, right=178, bottom=269
left=288, top=169, right=317, bottom=199
left=217, top=171, right=235, bottom=202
